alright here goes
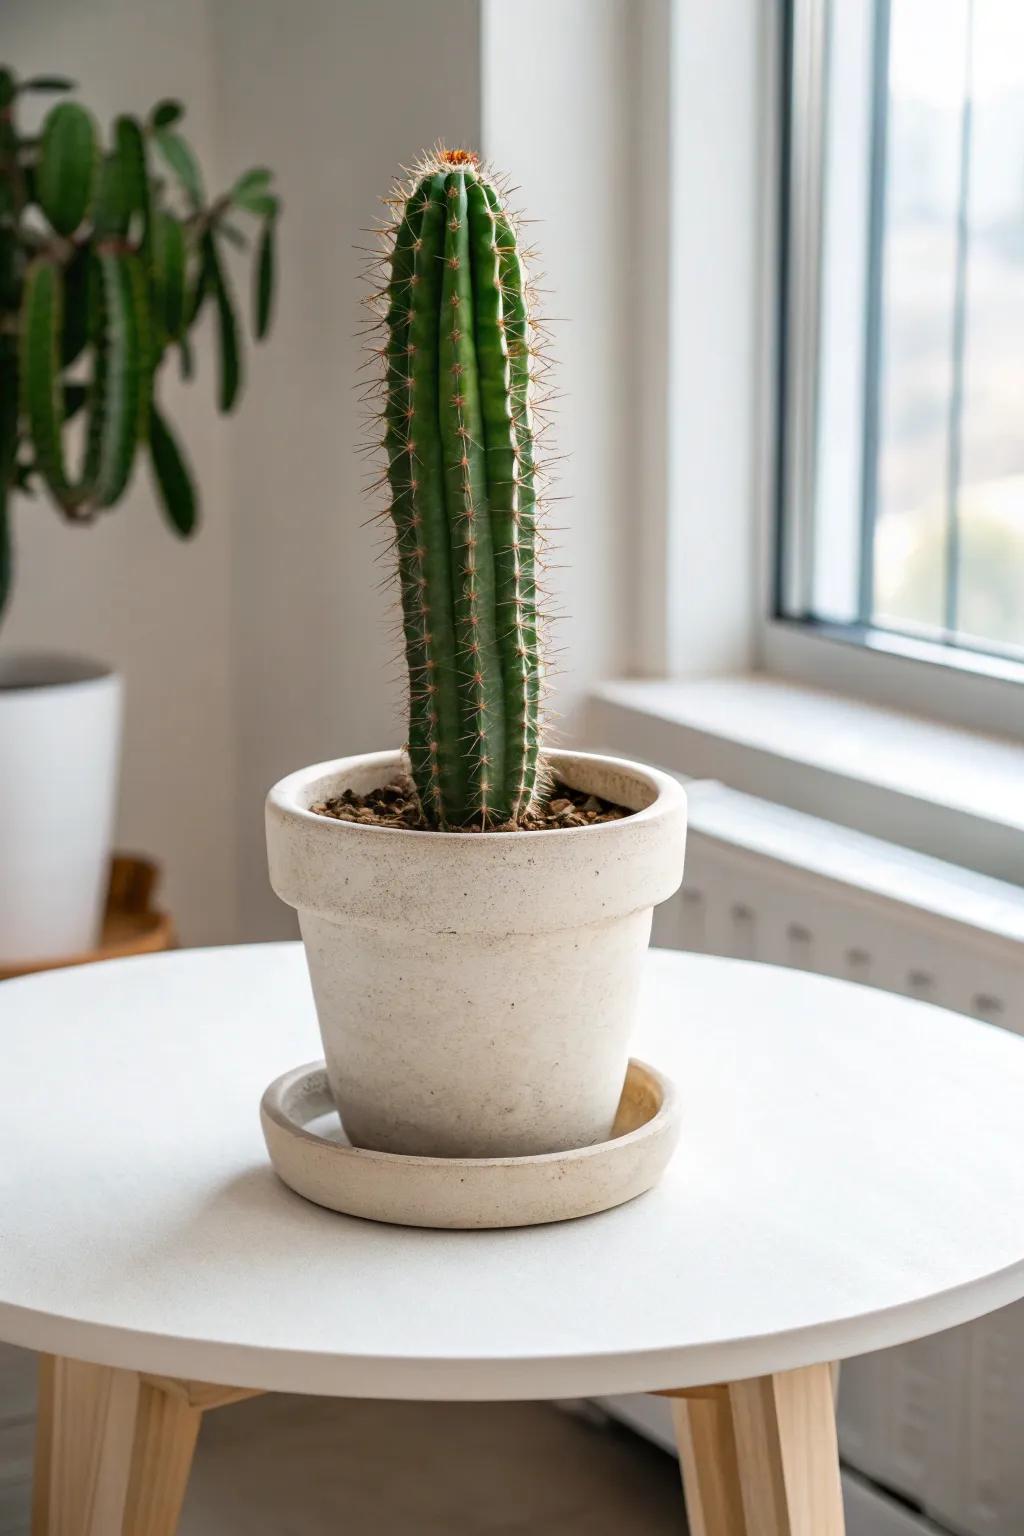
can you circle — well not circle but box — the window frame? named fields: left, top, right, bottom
left=763, top=0, right=1024, bottom=737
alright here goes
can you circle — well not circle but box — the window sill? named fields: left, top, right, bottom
left=761, top=620, right=1024, bottom=742
left=586, top=675, right=1024, bottom=886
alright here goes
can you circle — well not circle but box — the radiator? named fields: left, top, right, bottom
left=611, top=779, right=1024, bottom=1536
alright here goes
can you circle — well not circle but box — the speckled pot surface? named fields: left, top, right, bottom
left=266, top=748, right=687, bottom=1158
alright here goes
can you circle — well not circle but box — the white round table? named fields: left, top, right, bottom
left=4, top=944, right=1024, bottom=1536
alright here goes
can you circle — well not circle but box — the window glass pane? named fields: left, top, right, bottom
left=955, top=0, right=1024, bottom=650
left=871, top=0, right=969, bottom=634
left=782, top=0, right=1024, bottom=663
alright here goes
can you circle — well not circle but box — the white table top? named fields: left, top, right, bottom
left=2, top=943, right=1024, bottom=1401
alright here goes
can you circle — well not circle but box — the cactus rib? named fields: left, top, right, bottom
left=380, top=150, right=544, bottom=828
left=114, top=116, right=153, bottom=265
left=38, top=102, right=99, bottom=236
left=482, top=183, right=541, bottom=805
left=384, top=184, right=434, bottom=807
left=467, top=180, right=534, bottom=818
left=439, top=169, right=506, bottom=824
left=152, top=211, right=186, bottom=340
left=21, top=251, right=147, bottom=513
left=401, top=173, right=465, bottom=818
left=20, top=259, right=70, bottom=501
left=85, top=250, right=148, bottom=507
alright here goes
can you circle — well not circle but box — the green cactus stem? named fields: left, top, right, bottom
left=381, top=148, right=544, bottom=829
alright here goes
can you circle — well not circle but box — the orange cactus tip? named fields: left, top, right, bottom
left=438, top=147, right=479, bottom=167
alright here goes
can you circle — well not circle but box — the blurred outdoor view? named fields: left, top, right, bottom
left=874, top=0, right=1024, bottom=653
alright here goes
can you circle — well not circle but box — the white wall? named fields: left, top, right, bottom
left=5, top=0, right=640, bottom=943
left=664, top=0, right=762, bottom=678
left=482, top=0, right=633, bottom=730
left=615, top=0, right=765, bottom=683
left=214, top=0, right=482, bottom=938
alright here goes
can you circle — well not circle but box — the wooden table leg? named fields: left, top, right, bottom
left=671, top=1387, right=747, bottom=1536
left=32, top=1355, right=264, bottom=1536
left=667, top=1363, right=844, bottom=1535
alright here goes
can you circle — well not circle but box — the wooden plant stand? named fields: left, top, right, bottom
left=0, top=857, right=174, bottom=982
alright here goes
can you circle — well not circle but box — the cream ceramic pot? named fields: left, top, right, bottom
left=266, top=748, right=687, bottom=1158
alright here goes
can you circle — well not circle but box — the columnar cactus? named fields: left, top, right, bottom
left=0, top=68, right=279, bottom=622
left=376, top=148, right=545, bottom=829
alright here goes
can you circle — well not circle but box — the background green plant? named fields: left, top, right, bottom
left=0, top=67, right=280, bottom=622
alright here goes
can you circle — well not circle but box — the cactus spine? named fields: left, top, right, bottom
left=379, top=149, right=544, bottom=830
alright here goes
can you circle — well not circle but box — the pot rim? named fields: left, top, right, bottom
left=0, top=651, right=119, bottom=695
left=267, top=746, right=685, bottom=842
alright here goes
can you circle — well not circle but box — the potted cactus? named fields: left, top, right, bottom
left=0, top=68, right=278, bottom=963
left=266, top=148, right=686, bottom=1159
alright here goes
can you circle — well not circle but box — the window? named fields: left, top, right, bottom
left=778, top=0, right=1024, bottom=666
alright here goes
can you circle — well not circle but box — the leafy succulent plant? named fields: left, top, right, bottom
left=369, top=147, right=551, bottom=830
left=0, top=67, right=280, bottom=620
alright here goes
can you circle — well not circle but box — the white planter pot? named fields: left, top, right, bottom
left=0, top=653, right=122, bottom=965
left=266, top=748, right=687, bottom=1158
